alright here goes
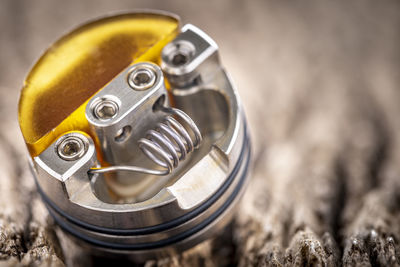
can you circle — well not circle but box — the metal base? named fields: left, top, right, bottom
left=37, top=127, right=250, bottom=261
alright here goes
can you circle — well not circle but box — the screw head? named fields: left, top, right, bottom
left=92, top=98, right=119, bottom=121
left=162, top=40, right=196, bottom=67
left=56, top=134, right=88, bottom=161
left=128, top=65, right=156, bottom=91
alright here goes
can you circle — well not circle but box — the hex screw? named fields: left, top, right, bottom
left=56, top=134, right=88, bottom=161
left=163, top=40, right=196, bottom=67
left=92, top=98, right=119, bottom=121
left=128, top=65, right=156, bottom=91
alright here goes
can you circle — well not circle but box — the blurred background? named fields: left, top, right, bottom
left=1, top=0, right=400, bottom=266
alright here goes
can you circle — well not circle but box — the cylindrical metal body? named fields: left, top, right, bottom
left=19, top=12, right=251, bottom=261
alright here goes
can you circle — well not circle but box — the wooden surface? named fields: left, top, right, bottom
left=1, top=0, right=400, bottom=266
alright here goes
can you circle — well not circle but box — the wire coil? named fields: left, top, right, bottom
left=89, top=107, right=202, bottom=176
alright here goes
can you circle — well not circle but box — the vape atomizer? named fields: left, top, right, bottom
left=18, top=11, right=251, bottom=260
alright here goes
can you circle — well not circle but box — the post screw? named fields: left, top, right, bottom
left=128, top=65, right=157, bottom=91
left=56, top=133, right=88, bottom=161
left=92, top=98, right=119, bottom=121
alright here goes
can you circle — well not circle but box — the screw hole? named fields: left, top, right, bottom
left=62, top=141, right=80, bottom=156
left=132, top=69, right=152, bottom=87
left=172, top=53, right=189, bottom=66
left=115, top=125, right=132, bottom=143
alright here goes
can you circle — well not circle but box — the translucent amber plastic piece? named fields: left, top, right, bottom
left=19, top=13, right=179, bottom=157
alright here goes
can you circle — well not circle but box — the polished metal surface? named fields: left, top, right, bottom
left=30, top=21, right=251, bottom=261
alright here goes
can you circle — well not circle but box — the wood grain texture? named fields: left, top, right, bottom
left=0, top=0, right=399, bottom=266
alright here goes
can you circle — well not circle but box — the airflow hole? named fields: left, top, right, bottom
left=115, top=125, right=132, bottom=143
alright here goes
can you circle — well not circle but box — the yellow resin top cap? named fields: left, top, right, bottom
left=18, top=12, right=180, bottom=157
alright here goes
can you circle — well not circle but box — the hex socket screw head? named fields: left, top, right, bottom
left=162, top=40, right=196, bottom=67
left=92, top=98, right=119, bottom=121
left=56, top=133, right=89, bottom=161
left=128, top=65, right=157, bottom=91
